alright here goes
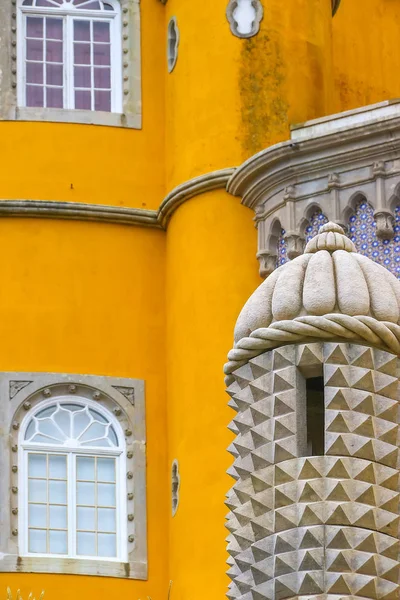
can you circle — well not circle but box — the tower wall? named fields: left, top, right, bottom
left=165, top=0, right=334, bottom=188
left=226, top=342, right=400, bottom=600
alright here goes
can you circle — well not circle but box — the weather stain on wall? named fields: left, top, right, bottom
left=239, top=29, right=289, bottom=159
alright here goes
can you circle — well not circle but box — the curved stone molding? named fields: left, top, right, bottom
left=0, top=200, right=160, bottom=228
left=0, top=168, right=234, bottom=230
left=158, top=167, right=235, bottom=228
left=226, top=0, right=263, bottom=39
left=227, top=100, right=400, bottom=277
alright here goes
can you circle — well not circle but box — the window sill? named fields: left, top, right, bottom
left=0, top=554, right=147, bottom=579
left=12, top=107, right=142, bottom=129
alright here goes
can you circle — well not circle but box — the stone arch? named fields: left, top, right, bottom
left=299, top=203, right=329, bottom=241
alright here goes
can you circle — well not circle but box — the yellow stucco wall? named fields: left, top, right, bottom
left=0, top=220, right=168, bottom=600
left=332, top=0, right=400, bottom=113
left=0, top=0, right=165, bottom=210
left=165, top=0, right=333, bottom=188
left=166, top=190, right=260, bottom=600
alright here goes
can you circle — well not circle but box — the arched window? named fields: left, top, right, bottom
left=19, top=398, right=126, bottom=560
left=275, top=228, right=288, bottom=268
left=305, top=209, right=328, bottom=242
left=17, top=0, right=122, bottom=113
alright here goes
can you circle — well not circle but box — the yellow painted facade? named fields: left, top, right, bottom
left=2, top=1, right=400, bottom=600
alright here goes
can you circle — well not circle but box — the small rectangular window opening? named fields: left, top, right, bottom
left=306, top=377, right=325, bottom=456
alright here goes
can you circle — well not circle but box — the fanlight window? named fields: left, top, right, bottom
left=20, top=399, right=126, bottom=560
left=17, top=0, right=122, bottom=112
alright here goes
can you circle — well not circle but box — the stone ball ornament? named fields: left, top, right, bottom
left=225, top=222, right=400, bottom=383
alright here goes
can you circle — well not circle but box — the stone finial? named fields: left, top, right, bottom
left=304, top=221, right=356, bottom=254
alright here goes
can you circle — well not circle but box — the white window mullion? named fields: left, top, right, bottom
left=111, top=15, right=122, bottom=114
left=69, top=452, right=75, bottom=557
left=65, top=15, right=73, bottom=110
left=90, top=18, right=94, bottom=111
left=117, top=454, right=126, bottom=561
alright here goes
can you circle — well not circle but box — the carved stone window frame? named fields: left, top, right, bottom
left=0, top=0, right=142, bottom=128
left=226, top=0, right=263, bottom=39
left=2, top=372, right=147, bottom=579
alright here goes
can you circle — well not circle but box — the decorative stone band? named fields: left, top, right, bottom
left=224, top=313, right=400, bottom=384
left=0, top=168, right=235, bottom=230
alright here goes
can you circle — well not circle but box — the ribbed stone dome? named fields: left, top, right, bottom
left=234, top=222, right=400, bottom=343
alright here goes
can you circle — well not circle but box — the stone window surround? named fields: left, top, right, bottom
left=0, top=0, right=141, bottom=128
left=1, top=372, right=147, bottom=579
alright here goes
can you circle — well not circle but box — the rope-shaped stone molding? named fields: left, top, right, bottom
left=224, top=314, right=400, bottom=384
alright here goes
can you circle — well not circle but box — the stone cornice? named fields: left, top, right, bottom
left=0, top=168, right=235, bottom=230
left=227, top=101, right=400, bottom=210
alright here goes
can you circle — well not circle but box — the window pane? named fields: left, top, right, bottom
left=93, top=21, right=110, bottom=43
left=98, top=508, right=115, bottom=532
left=93, top=44, right=110, bottom=66
left=80, top=422, right=107, bottom=442
left=38, top=419, right=62, bottom=440
left=74, top=43, right=91, bottom=65
left=89, top=409, right=107, bottom=423
left=26, top=62, right=44, bottom=85
left=53, top=408, right=71, bottom=435
left=94, top=90, right=111, bottom=112
left=73, top=410, right=91, bottom=436
left=49, top=530, right=67, bottom=554
left=77, top=481, right=95, bottom=505
left=46, top=17, right=62, bottom=40
left=29, top=479, right=47, bottom=502
left=49, top=480, right=67, bottom=503
left=74, top=20, right=91, bottom=42
left=97, top=483, right=115, bottom=507
left=29, top=504, right=47, bottom=527
left=98, top=533, right=116, bottom=557
left=94, top=67, right=110, bottom=90
left=28, top=454, right=47, bottom=478
left=29, top=529, right=46, bottom=553
left=77, top=531, right=95, bottom=556
left=80, top=1, right=100, bottom=8
left=27, top=39, right=43, bottom=61
left=27, top=17, right=43, bottom=38
left=74, top=66, right=91, bottom=88
left=46, top=41, right=63, bottom=63
left=77, top=456, right=95, bottom=480
left=49, top=455, right=66, bottom=479
left=46, top=87, right=63, bottom=109
left=75, top=90, right=91, bottom=110
left=49, top=505, right=67, bottom=528
left=77, top=506, right=95, bottom=530
left=97, top=458, right=115, bottom=482
left=25, top=420, right=35, bottom=440
left=37, top=406, right=57, bottom=419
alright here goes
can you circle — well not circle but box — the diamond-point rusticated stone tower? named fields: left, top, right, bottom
left=225, top=222, right=400, bottom=600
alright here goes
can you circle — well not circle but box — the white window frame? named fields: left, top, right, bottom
left=17, top=0, right=123, bottom=114
left=0, top=372, right=146, bottom=579
left=19, top=397, right=127, bottom=562
left=0, top=0, right=141, bottom=127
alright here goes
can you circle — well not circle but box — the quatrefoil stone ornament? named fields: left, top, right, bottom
left=226, top=0, right=263, bottom=38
